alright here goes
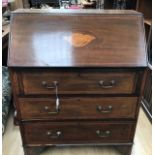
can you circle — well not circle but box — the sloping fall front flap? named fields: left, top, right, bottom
left=8, top=9, right=147, bottom=67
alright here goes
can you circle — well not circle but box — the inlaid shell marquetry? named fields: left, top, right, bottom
left=8, top=9, right=147, bottom=67
left=64, top=32, right=96, bottom=47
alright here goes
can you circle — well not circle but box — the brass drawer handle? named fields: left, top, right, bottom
left=46, top=131, right=62, bottom=138
left=97, top=105, right=113, bottom=114
left=43, top=81, right=60, bottom=115
left=42, top=81, right=56, bottom=89
left=44, top=106, right=60, bottom=115
left=99, top=80, right=115, bottom=88
left=96, top=130, right=111, bottom=137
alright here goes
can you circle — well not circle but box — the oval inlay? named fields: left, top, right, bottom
left=64, top=32, right=96, bottom=47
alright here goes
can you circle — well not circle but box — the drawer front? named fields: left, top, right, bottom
left=23, top=122, right=135, bottom=145
left=19, top=97, right=138, bottom=120
left=19, top=70, right=138, bottom=95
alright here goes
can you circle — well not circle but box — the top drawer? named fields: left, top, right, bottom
left=15, top=69, right=139, bottom=95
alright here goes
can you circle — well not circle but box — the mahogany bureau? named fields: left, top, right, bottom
left=8, top=9, right=147, bottom=155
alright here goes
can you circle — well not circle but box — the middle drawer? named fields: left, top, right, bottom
left=18, top=97, right=138, bottom=120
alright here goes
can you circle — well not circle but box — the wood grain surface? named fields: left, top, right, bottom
left=14, top=69, right=139, bottom=95
left=2, top=108, right=152, bottom=155
left=8, top=9, right=147, bottom=67
left=18, top=97, right=138, bottom=120
left=23, top=121, right=135, bottom=145
left=8, top=9, right=147, bottom=155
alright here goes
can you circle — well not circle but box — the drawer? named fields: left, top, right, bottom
left=19, top=97, right=138, bottom=120
left=23, top=122, right=135, bottom=145
left=18, top=70, right=138, bottom=95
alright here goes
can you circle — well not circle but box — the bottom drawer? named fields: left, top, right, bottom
left=22, top=122, right=135, bottom=145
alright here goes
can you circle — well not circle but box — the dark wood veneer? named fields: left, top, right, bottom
left=8, top=9, right=147, bottom=155
left=18, top=97, right=138, bottom=120
left=23, top=122, right=135, bottom=145
left=21, top=70, right=137, bottom=95
left=8, top=9, right=147, bottom=68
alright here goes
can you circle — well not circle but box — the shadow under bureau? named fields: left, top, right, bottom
left=8, top=9, right=147, bottom=155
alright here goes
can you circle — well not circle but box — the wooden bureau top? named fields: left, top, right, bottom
left=8, top=9, right=147, bottom=67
